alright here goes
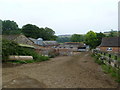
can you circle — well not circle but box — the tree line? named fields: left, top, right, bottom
left=57, top=30, right=119, bottom=49
left=2, top=20, right=57, bottom=40
left=2, top=20, right=119, bottom=49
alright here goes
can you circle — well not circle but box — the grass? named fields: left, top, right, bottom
left=92, top=53, right=103, bottom=65
left=101, top=64, right=120, bottom=83
left=6, top=58, right=49, bottom=64
left=92, top=53, right=120, bottom=83
left=98, top=52, right=120, bottom=61
left=6, top=60, right=34, bottom=64
left=94, top=59, right=103, bottom=65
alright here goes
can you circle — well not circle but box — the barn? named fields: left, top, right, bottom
left=57, top=42, right=89, bottom=52
left=99, top=37, right=120, bottom=53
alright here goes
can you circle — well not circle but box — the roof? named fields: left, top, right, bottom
left=43, top=41, right=58, bottom=46
left=37, top=38, right=43, bottom=40
left=100, top=37, right=120, bottom=47
left=2, top=35, right=20, bottom=41
left=29, top=37, right=37, bottom=42
left=64, top=42, right=85, bottom=46
left=19, top=44, right=35, bottom=48
left=2, top=35, right=36, bottom=48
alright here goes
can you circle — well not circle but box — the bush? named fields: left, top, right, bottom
left=2, top=39, right=19, bottom=61
left=2, top=39, right=49, bottom=63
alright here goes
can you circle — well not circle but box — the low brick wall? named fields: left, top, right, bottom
left=35, top=48, right=59, bottom=57
left=56, top=48, right=73, bottom=56
left=99, top=47, right=120, bottom=53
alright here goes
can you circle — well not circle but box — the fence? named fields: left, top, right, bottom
left=92, top=49, right=120, bottom=69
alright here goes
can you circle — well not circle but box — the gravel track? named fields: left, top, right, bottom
left=2, top=52, right=118, bottom=88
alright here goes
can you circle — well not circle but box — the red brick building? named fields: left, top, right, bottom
left=98, top=37, right=120, bottom=53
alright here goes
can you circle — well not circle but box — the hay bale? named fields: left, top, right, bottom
left=8, top=56, right=33, bottom=61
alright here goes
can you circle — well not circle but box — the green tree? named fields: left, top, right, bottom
left=22, top=24, right=42, bottom=39
left=108, top=29, right=118, bottom=37
left=43, top=27, right=57, bottom=40
left=85, top=31, right=98, bottom=49
left=2, top=20, right=21, bottom=35
left=70, top=34, right=84, bottom=42
left=2, top=20, right=18, bottom=31
left=96, top=32, right=106, bottom=46
left=109, top=29, right=114, bottom=37
left=22, top=24, right=57, bottom=40
left=56, top=37, right=71, bottom=43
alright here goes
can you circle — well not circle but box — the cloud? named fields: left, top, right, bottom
left=0, top=0, right=118, bottom=34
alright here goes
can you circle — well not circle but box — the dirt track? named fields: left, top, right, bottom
left=2, top=52, right=118, bottom=88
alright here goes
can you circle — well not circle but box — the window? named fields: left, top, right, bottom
left=107, top=47, right=112, bottom=51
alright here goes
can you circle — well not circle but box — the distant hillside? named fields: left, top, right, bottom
left=103, top=30, right=118, bottom=36
left=58, top=35, right=72, bottom=38
left=58, top=34, right=85, bottom=38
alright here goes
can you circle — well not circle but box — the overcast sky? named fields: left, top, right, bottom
left=0, top=0, right=119, bottom=35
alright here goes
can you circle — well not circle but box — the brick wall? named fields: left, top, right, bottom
left=56, top=48, right=73, bottom=56
left=100, top=47, right=120, bottom=53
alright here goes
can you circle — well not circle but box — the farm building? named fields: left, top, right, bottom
left=43, top=41, right=59, bottom=47
left=29, top=37, right=43, bottom=46
left=98, top=37, right=120, bottom=53
left=57, top=42, right=89, bottom=52
left=2, top=34, right=59, bottom=56
left=2, top=34, right=35, bottom=48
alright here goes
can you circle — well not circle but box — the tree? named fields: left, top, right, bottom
left=2, top=20, right=18, bottom=31
left=70, top=34, right=84, bottom=42
left=2, top=20, right=21, bottom=35
left=56, top=37, right=71, bottom=43
left=22, top=24, right=42, bottom=39
left=43, top=27, right=57, bottom=40
left=22, top=24, right=57, bottom=40
left=96, top=32, right=106, bottom=46
left=85, top=31, right=98, bottom=49
left=108, top=29, right=118, bottom=37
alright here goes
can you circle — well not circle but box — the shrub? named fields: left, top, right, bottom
left=2, top=39, right=49, bottom=63
left=2, top=39, right=19, bottom=61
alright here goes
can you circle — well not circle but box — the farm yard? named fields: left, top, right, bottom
left=2, top=52, right=118, bottom=88
left=1, top=0, right=120, bottom=89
